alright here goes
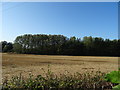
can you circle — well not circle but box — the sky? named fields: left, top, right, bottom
left=1, top=2, right=118, bottom=42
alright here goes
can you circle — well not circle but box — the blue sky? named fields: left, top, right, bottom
left=2, top=2, right=118, bottom=42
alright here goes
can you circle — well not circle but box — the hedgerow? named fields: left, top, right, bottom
left=2, top=68, right=114, bottom=90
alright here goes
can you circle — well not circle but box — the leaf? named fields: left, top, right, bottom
left=112, top=84, right=120, bottom=90
left=105, top=71, right=120, bottom=84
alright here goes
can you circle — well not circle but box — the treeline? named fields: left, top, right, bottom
left=0, top=34, right=120, bottom=56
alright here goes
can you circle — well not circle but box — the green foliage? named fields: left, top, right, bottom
left=105, top=70, right=120, bottom=90
left=112, top=84, right=120, bottom=90
left=105, top=71, right=120, bottom=84
left=0, top=34, right=119, bottom=56
left=11, top=34, right=119, bottom=56
left=13, top=43, right=22, bottom=53
left=0, top=41, right=13, bottom=52
left=2, top=69, right=113, bottom=89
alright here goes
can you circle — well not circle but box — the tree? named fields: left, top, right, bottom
left=0, top=41, right=13, bottom=52
left=11, top=34, right=119, bottom=56
left=83, top=36, right=94, bottom=55
left=3, top=43, right=13, bottom=52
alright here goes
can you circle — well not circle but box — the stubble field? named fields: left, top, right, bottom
left=2, top=53, right=118, bottom=79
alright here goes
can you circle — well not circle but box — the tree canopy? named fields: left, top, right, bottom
left=0, top=34, right=119, bottom=56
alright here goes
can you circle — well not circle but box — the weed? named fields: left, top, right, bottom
left=2, top=67, right=113, bottom=90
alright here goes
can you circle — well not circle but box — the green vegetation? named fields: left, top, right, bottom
left=0, top=34, right=120, bottom=56
left=2, top=67, right=114, bottom=90
left=105, top=70, right=120, bottom=90
left=105, top=71, right=120, bottom=83
left=0, top=41, right=13, bottom=52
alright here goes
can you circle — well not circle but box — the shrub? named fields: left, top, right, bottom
left=104, top=70, right=120, bottom=90
left=2, top=68, right=113, bottom=90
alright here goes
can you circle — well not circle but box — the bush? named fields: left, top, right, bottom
left=2, top=68, right=114, bottom=90
left=105, top=70, right=120, bottom=90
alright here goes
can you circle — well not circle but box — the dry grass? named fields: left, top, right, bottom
left=2, top=53, right=118, bottom=79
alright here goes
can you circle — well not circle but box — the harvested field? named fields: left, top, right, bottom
left=2, top=53, right=118, bottom=79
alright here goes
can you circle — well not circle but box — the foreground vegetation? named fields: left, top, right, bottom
left=2, top=67, right=115, bottom=90
left=1, top=34, right=120, bottom=56
left=105, top=70, right=120, bottom=90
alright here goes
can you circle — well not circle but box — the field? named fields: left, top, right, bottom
left=2, top=53, right=118, bottom=79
